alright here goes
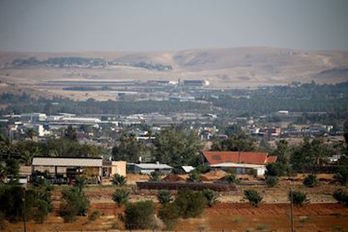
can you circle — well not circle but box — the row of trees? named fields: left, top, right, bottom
left=112, top=127, right=203, bottom=166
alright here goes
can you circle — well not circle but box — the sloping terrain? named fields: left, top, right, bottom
left=0, top=47, right=348, bottom=99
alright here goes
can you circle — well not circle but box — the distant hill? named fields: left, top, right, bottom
left=1, top=47, right=348, bottom=89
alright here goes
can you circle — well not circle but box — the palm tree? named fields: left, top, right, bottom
left=25, top=128, right=37, bottom=140
left=0, top=164, right=7, bottom=183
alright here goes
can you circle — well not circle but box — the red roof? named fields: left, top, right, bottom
left=203, top=151, right=277, bottom=165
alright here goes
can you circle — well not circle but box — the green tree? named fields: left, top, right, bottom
left=125, top=201, right=156, bottom=230
left=112, top=133, right=149, bottom=162
left=112, top=189, right=129, bottom=206
left=334, top=167, right=348, bottom=186
left=157, top=190, right=172, bottom=205
left=173, top=189, right=206, bottom=218
left=244, top=189, right=263, bottom=207
left=265, top=176, right=279, bottom=187
left=303, top=174, right=319, bottom=187
left=211, top=133, right=255, bottom=152
left=158, top=203, right=180, bottom=230
left=112, top=174, right=127, bottom=186
left=154, top=127, right=202, bottom=166
left=289, top=190, right=309, bottom=206
left=202, top=189, right=218, bottom=207
left=273, top=140, right=290, bottom=165
left=59, top=187, right=89, bottom=222
left=64, top=125, right=77, bottom=141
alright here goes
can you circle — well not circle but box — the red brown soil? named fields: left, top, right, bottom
left=5, top=203, right=348, bottom=231
left=162, top=174, right=187, bottom=182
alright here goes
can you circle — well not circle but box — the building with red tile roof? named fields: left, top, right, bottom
left=203, top=151, right=277, bottom=176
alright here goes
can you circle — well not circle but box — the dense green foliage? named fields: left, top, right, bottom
left=334, top=167, right=348, bottom=186
left=289, top=190, right=309, bottom=206
left=124, top=201, right=156, bottom=230
left=333, top=189, right=348, bottom=206
left=211, top=134, right=255, bottom=151
left=265, top=176, right=279, bottom=187
left=2, top=82, right=348, bottom=120
left=244, top=189, right=263, bottom=207
left=303, top=174, right=319, bottom=187
left=112, top=133, right=150, bottom=163
left=158, top=202, right=180, bottom=230
left=173, top=189, right=206, bottom=218
left=202, top=189, right=218, bottom=207
left=225, top=173, right=240, bottom=184
left=154, top=127, right=202, bottom=166
left=0, top=181, right=53, bottom=224
left=59, top=186, right=89, bottom=222
left=112, top=189, right=129, bottom=206
left=112, top=174, right=127, bottom=186
left=157, top=190, right=172, bottom=205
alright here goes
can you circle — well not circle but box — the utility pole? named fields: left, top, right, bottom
left=22, top=188, right=27, bottom=232
left=290, top=187, right=294, bottom=232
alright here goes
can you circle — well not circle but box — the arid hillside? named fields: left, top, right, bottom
left=0, top=47, right=348, bottom=99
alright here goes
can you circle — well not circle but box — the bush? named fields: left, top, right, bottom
left=225, top=174, right=240, bottom=184
left=189, top=171, right=201, bottom=182
left=0, top=183, right=53, bottom=223
left=59, top=187, right=89, bottom=222
left=158, top=203, right=180, bottom=230
left=149, top=171, right=161, bottom=182
left=289, top=190, right=309, bottom=206
left=125, top=201, right=156, bottom=230
left=334, top=167, right=348, bottom=186
left=303, top=174, right=318, bottom=187
left=112, top=174, right=127, bottom=186
left=173, top=189, right=206, bottom=218
left=265, top=176, right=279, bottom=187
left=112, top=189, right=129, bottom=206
left=202, top=189, right=218, bottom=207
left=88, top=210, right=101, bottom=221
left=157, top=190, right=171, bottom=205
left=195, top=164, right=211, bottom=174
left=74, top=176, right=88, bottom=191
left=265, top=163, right=285, bottom=177
left=244, top=190, right=263, bottom=207
left=333, top=189, right=348, bottom=206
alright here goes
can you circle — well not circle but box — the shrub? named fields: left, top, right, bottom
left=189, top=171, right=201, bottom=182
left=195, top=164, right=211, bottom=174
left=173, top=189, right=206, bottom=218
left=74, top=176, right=88, bottom=191
left=225, top=174, right=240, bottom=184
left=158, top=203, right=180, bottom=230
left=303, top=174, right=319, bottom=187
left=265, top=163, right=285, bottom=177
left=59, top=187, right=90, bottom=222
left=88, top=210, right=101, bottom=221
left=125, top=201, right=155, bottom=230
left=244, top=190, right=262, bottom=207
left=289, top=190, right=309, bottom=206
left=333, top=189, right=348, bottom=206
left=149, top=171, right=161, bottom=182
left=112, top=174, right=127, bottom=186
left=112, top=189, right=129, bottom=206
left=157, top=190, right=171, bottom=205
left=334, top=167, right=348, bottom=186
left=265, top=176, right=279, bottom=187
left=202, top=189, right=218, bottom=207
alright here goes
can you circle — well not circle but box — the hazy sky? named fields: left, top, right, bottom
left=0, top=0, right=348, bottom=52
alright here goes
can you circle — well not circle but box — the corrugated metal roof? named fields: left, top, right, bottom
left=32, top=157, right=102, bottom=167
left=134, top=163, right=172, bottom=170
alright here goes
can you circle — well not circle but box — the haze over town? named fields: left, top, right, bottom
left=0, top=0, right=348, bottom=231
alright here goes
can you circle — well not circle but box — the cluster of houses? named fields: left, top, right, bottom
left=19, top=151, right=277, bottom=185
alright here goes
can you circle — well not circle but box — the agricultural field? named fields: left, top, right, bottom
left=3, top=174, right=348, bottom=231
